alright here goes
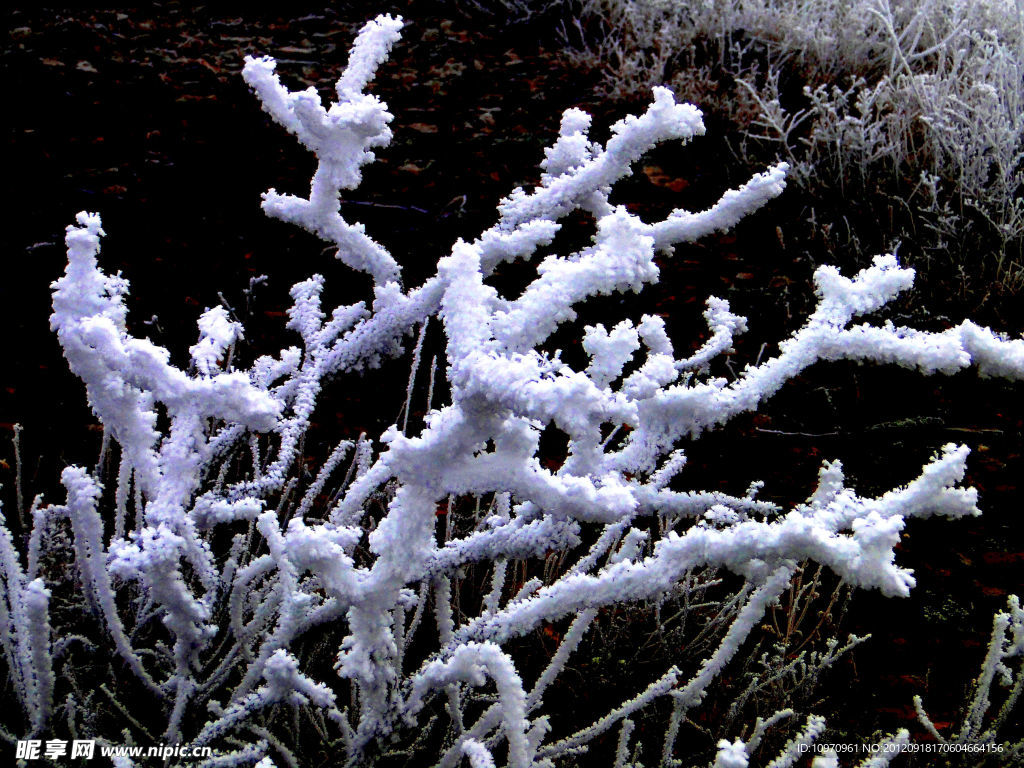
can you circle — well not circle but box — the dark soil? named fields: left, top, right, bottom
left=2, top=2, right=1021, bottom=765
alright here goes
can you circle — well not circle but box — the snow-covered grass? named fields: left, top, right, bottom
left=565, top=0, right=1024, bottom=293
left=1, top=12, right=1022, bottom=767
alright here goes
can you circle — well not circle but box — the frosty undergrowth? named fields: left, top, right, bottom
left=567, top=0, right=1024, bottom=289
left=1, top=13, right=1023, bottom=768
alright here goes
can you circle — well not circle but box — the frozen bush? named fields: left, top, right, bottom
left=1, top=12, right=1023, bottom=767
left=911, top=595, right=1024, bottom=765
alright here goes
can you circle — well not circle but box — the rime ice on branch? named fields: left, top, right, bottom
left=3, top=12, right=1021, bottom=767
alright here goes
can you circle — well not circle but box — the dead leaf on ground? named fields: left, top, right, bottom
left=642, top=164, right=689, bottom=193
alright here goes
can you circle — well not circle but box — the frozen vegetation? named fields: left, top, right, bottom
left=567, top=0, right=1024, bottom=290
left=1, top=11, right=1023, bottom=768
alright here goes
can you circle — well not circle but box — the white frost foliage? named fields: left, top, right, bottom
left=52, top=212, right=281, bottom=498
left=409, top=642, right=532, bottom=768
left=714, top=738, right=750, bottom=767
left=241, top=15, right=403, bottom=285
left=3, top=11, right=1021, bottom=765
left=764, top=714, right=827, bottom=768
left=461, top=739, right=497, bottom=768
left=191, top=306, right=243, bottom=377
left=572, top=0, right=1024, bottom=277
left=914, top=593, right=1024, bottom=754
left=261, top=649, right=335, bottom=708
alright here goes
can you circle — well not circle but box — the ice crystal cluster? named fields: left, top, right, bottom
left=2, top=14, right=1023, bottom=768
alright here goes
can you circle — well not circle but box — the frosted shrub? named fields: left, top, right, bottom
left=2, top=13, right=1024, bottom=767
left=913, top=595, right=1024, bottom=766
